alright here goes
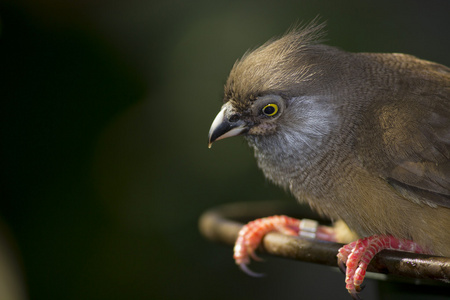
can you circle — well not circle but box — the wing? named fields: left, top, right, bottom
left=357, top=57, right=450, bottom=208
left=386, top=109, right=450, bottom=208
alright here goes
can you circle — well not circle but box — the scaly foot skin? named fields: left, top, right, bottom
left=233, top=215, right=336, bottom=276
left=337, top=235, right=430, bottom=300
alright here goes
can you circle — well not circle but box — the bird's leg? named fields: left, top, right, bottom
left=234, top=215, right=336, bottom=276
left=337, top=235, right=430, bottom=299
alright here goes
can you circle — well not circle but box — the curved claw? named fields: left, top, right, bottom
left=250, top=251, right=264, bottom=262
left=239, top=263, right=265, bottom=278
left=349, top=290, right=362, bottom=300
left=348, top=284, right=365, bottom=300
left=338, top=258, right=346, bottom=274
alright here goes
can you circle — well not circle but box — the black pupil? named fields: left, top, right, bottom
left=229, top=114, right=239, bottom=122
left=264, top=106, right=275, bottom=115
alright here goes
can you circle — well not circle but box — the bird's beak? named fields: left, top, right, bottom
left=208, top=105, right=247, bottom=148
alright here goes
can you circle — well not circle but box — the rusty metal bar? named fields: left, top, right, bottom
left=199, top=201, right=450, bottom=283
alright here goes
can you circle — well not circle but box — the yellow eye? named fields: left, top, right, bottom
left=262, top=104, right=278, bottom=116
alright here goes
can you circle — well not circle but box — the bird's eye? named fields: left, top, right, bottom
left=262, top=104, right=278, bottom=116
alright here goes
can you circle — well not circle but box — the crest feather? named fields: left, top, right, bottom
left=225, top=20, right=327, bottom=103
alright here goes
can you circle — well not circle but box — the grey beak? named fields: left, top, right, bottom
left=208, top=105, right=247, bottom=148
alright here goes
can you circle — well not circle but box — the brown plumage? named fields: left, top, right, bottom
left=208, top=22, right=450, bottom=296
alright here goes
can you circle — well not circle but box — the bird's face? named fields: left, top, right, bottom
left=208, top=23, right=339, bottom=151
left=208, top=94, right=286, bottom=148
left=208, top=91, right=339, bottom=154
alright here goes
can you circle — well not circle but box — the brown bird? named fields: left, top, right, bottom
left=207, top=22, right=450, bottom=298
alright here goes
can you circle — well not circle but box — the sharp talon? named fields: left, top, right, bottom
left=250, top=251, right=264, bottom=262
left=338, top=259, right=346, bottom=274
left=239, top=263, right=265, bottom=277
left=356, top=284, right=365, bottom=292
left=349, top=290, right=362, bottom=300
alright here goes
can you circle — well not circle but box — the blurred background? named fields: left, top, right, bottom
left=1, top=0, right=449, bottom=299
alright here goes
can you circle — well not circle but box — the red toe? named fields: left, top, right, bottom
left=233, top=215, right=301, bottom=266
left=338, top=235, right=430, bottom=297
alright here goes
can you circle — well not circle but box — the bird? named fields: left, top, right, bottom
left=207, top=21, right=450, bottom=299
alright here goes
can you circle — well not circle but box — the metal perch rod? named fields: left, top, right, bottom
left=199, top=200, right=450, bottom=282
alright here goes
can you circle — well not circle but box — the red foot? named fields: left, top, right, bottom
left=337, top=235, right=430, bottom=299
left=233, top=215, right=336, bottom=276
left=234, top=216, right=431, bottom=299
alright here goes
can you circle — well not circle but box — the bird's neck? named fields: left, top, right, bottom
left=247, top=130, right=344, bottom=193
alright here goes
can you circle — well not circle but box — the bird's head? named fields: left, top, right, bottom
left=208, top=22, right=343, bottom=159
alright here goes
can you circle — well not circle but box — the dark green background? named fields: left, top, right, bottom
left=1, top=1, right=449, bottom=299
